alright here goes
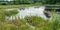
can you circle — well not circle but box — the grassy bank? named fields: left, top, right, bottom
left=0, top=5, right=33, bottom=9
left=0, top=4, right=60, bottom=9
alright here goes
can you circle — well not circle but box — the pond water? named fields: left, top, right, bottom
left=18, top=6, right=47, bottom=19
left=6, top=6, right=49, bottom=20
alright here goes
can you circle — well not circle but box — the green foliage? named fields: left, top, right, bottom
left=24, top=16, right=48, bottom=27
left=0, top=9, right=18, bottom=21
left=5, top=10, right=19, bottom=16
left=0, top=10, right=6, bottom=21
left=0, top=2, right=8, bottom=5
left=0, top=0, right=60, bottom=5
left=49, top=12, right=60, bottom=30
left=0, top=9, right=60, bottom=30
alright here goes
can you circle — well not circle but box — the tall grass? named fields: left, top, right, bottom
left=0, top=9, right=60, bottom=30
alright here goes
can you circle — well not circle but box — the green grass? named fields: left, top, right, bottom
left=0, top=4, right=60, bottom=9
left=0, top=9, right=60, bottom=30
left=0, top=5, right=33, bottom=9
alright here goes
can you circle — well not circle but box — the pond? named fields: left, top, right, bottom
left=6, top=6, right=51, bottom=20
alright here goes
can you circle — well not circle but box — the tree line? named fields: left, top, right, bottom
left=0, top=0, right=60, bottom=5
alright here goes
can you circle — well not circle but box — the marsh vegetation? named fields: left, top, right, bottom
left=0, top=6, right=60, bottom=30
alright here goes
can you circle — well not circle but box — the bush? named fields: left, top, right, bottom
left=0, top=2, right=8, bottom=5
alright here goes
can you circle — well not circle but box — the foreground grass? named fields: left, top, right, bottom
left=0, top=9, right=35, bottom=30
left=0, top=9, right=60, bottom=30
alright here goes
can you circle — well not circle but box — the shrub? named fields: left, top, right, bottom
left=0, top=2, right=8, bottom=5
